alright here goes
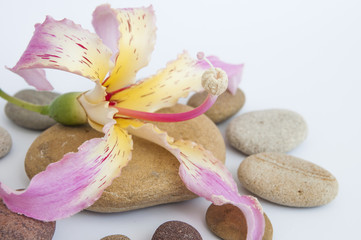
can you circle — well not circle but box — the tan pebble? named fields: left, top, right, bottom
left=25, top=104, right=226, bottom=212
left=101, top=234, right=131, bottom=240
left=226, top=109, right=307, bottom=155
left=206, top=203, right=272, bottom=240
left=237, top=152, right=338, bottom=207
left=0, top=127, right=12, bottom=158
left=187, top=88, right=245, bottom=123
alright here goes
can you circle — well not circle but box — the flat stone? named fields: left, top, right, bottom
left=187, top=89, right=245, bottom=123
left=25, top=104, right=226, bottom=212
left=101, top=234, right=131, bottom=240
left=206, top=204, right=273, bottom=240
left=237, top=152, right=338, bottom=207
left=0, top=198, right=56, bottom=240
left=152, top=221, right=202, bottom=240
left=226, top=109, right=307, bottom=155
left=5, top=89, right=59, bottom=130
left=0, top=126, right=12, bottom=158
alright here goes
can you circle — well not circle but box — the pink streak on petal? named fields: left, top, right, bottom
left=197, top=55, right=244, bottom=95
left=0, top=122, right=132, bottom=221
left=6, top=67, right=53, bottom=91
left=92, top=4, right=120, bottom=60
left=114, top=94, right=217, bottom=122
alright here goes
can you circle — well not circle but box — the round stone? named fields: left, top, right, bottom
left=101, top=234, right=131, bottom=240
left=187, top=88, right=245, bottom=123
left=237, top=152, right=338, bottom=207
left=152, top=221, right=202, bottom=240
left=226, top=109, right=307, bottom=155
left=25, top=104, right=226, bottom=212
left=0, top=126, right=12, bottom=158
left=5, top=89, right=59, bottom=130
left=0, top=198, right=56, bottom=239
left=206, top=204, right=273, bottom=240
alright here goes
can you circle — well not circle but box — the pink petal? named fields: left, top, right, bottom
left=197, top=55, right=244, bottom=95
left=92, top=4, right=120, bottom=60
left=10, top=16, right=113, bottom=90
left=102, top=5, right=157, bottom=92
left=118, top=119, right=265, bottom=240
left=0, top=122, right=132, bottom=221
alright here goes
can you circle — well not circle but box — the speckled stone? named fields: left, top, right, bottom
left=152, top=221, right=202, bottom=240
left=5, top=89, right=59, bottom=130
left=25, top=104, right=226, bottom=212
left=0, top=126, right=12, bottom=158
left=206, top=204, right=273, bottom=240
left=238, top=152, right=338, bottom=207
left=0, top=198, right=56, bottom=240
left=226, top=109, right=307, bottom=155
left=101, top=234, right=131, bottom=240
left=187, top=88, right=245, bottom=123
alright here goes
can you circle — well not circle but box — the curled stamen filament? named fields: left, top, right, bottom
left=113, top=94, right=217, bottom=122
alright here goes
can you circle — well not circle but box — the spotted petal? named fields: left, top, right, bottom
left=101, top=5, right=156, bottom=92
left=10, top=16, right=113, bottom=90
left=0, top=122, right=132, bottom=221
left=197, top=56, right=244, bottom=95
left=118, top=119, right=265, bottom=240
left=110, top=52, right=204, bottom=113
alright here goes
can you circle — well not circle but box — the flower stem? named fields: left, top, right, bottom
left=0, top=88, right=50, bottom=115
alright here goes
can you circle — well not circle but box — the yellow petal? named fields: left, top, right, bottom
left=111, top=52, right=204, bottom=113
left=103, top=6, right=156, bottom=91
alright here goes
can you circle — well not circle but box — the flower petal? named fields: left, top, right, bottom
left=110, top=52, right=204, bottom=112
left=10, top=16, right=113, bottom=90
left=0, top=122, right=132, bottom=221
left=197, top=56, right=244, bottom=95
left=101, top=5, right=156, bottom=91
left=118, top=119, right=265, bottom=240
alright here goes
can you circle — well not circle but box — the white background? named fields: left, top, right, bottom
left=0, top=0, right=360, bottom=239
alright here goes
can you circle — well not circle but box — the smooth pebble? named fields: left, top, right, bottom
left=187, top=88, right=245, bottom=123
left=226, top=109, right=307, bottom=155
left=206, top=204, right=273, bottom=240
left=0, top=126, right=12, bottom=158
left=5, top=89, right=59, bottom=130
left=101, top=234, right=131, bottom=240
left=237, top=152, right=338, bottom=207
left=25, top=104, right=226, bottom=212
left=0, top=198, right=56, bottom=239
left=152, top=221, right=202, bottom=240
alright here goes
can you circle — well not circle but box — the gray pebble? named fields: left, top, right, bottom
left=0, top=126, right=11, bottom=158
left=226, top=109, right=307, bottom=155
left=238, top=152, right=338, bottom=207
left=5, top=89, right=59, bottom=130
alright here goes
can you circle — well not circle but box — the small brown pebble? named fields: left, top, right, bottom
left=152, top=220, right=202, bottom=240
left=101, top=234, right=131, bottom=240
left=187, top=88, right=245, bottom=123
left=206, top=204, right=273, bottom=240
left=0, top=198, right=56, bottom=240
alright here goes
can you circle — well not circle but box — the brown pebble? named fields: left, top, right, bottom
left=0, top=199, right=56, bottom=240
left=187, top=88, right=245, bottom=123
left=101, top=234, right=131, bottom=240
left=152, top=220, right=202, bottom=240
left=206, top=204, right=273, bottom=240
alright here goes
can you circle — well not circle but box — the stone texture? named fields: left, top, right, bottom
left=25, top=104, right=226, bottom=212
left=0, top=126, right=12, bottom=158
left=226, top=109, right=307, bottom=155
left=152, top=221, right=202, bottom=240
left=187, top=88, right=245, bottom=123
left=0, top=198, right=56, bottom=240
left=101, top=234, right=131, bottom=240
left=206, top=204, right=273, bottom=240
left=5, top=89, right=59, bottom=130
left=238, top=152, right=338, bottom=207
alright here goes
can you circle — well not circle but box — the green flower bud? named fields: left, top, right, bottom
left=48, top=92, right=87, bottom=125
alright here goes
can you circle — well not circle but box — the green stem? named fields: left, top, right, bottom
left=0, top=88, right=50, bottom=115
